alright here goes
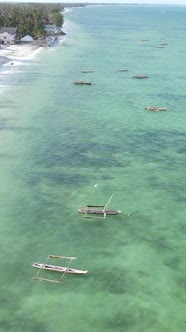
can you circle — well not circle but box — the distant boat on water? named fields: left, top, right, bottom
left=145, top=107, right=167, bottom=112
left=81, top=70, right=93, bottom=73
left=133, top=75, right=148, bottom=79
left=74, top=81, right=92, bottom=85
left=116, top=69, right=128, bottom=72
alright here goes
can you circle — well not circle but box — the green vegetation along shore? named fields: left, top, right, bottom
left=0, top=3, right=64, bottom=39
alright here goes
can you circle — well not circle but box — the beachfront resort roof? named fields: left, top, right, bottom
left=21, top=35, right=33, bottom=42
left=0, top=27, right=17, bottom=35
left=0, top=27, right=17, bottom=45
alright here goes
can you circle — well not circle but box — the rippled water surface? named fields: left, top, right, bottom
left=0, top=5, right=186, bottom=332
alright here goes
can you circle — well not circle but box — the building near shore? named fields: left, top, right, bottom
left=21, top=35, right=33, bottom=43
left=0, top=27, right=17, bottom=45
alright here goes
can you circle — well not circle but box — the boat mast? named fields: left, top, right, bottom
left=103, top=194, right=113, bottom=217
left=59, top=257, right=74, bottom=283
left=104, top=194, right=113, bottom=210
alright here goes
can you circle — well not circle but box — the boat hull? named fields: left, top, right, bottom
left=78, top=208, right=122, bottom=215
left=133, top=75, right=148, bottom=79
left=145, top=107, right=167, bottom=111
left=32, top=263, right=88, bottom=274
left=73, top=81, right=92, bottom=85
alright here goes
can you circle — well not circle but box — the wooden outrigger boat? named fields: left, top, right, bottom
left=133, top=75, right=148, bottom=79
left=116, top=69, right=128, bottom=72
left=79, top=208, right=121, bottom=216
left=81, top=70, right=93, bottom=73
left=79, top=194, right=122, bottom=219
left=145, top=107, right=167, bottom=112
left=32, top=255, right=87, bottom=283
left=73, top=81, right=92, bottom=85
left=32, top=263, right=87, bottom=275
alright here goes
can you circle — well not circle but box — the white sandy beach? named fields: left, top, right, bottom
left=0, top=44, right=43, bottom=65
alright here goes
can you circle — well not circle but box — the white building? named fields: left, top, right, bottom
left=0, top=27, right=17, bottom=45
left=21, top=35, right=33, bottom=43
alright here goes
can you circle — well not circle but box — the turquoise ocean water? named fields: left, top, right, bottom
left=0, top=5, right=186, bottom=331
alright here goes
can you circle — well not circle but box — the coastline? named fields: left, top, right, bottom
left=0, top=29, right=67, bottom=67
left=0, top=44, right=43, bottom=66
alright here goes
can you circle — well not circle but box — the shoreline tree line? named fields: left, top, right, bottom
left=0, top=3, right=64, bottom=39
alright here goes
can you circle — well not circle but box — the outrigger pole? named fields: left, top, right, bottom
left=104, top=194, right=113, bottom=209
left=32, top=255, right=50, bottom=282
left=48, top=255, right=76, bottom=260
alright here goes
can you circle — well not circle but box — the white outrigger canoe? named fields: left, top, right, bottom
left=32, top=262, right=88, bottom=275
left=32, top=255, right=88, bottom=283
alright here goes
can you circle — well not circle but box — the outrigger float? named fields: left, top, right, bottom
left=79, top=194, right=122, bottom=219
left=32, top=255, right=87, bottom=283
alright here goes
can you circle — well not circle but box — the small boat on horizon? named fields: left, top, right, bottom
left=81, top=70, right=93, bottom=73
left=116, top=69, right=128, bottom=72
left=133, top=75, right=149, bottom=79
left=145, top=107, right=167, bottom=111
left=73, top=81, right=92, bottom=85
